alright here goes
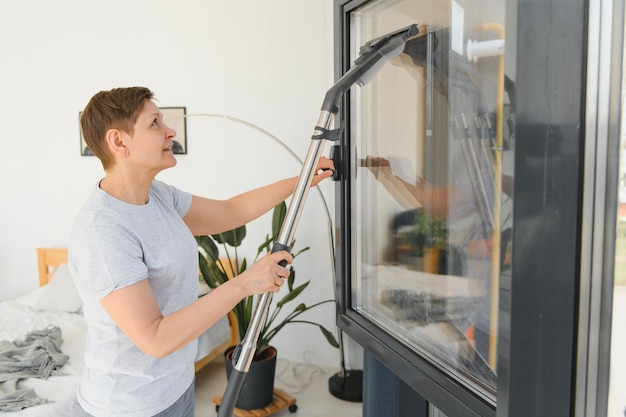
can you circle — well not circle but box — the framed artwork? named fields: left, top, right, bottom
left=78, top=111, right=92, bottom=156
left=79, top=106, right=188, bottom=156
left=161, top=107, right=187, bottom=154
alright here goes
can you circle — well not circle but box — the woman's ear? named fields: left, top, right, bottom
left=105, top=129, right=129, bottom=157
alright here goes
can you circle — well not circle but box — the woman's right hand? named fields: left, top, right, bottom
left=236, top=250, right=293, bottom=295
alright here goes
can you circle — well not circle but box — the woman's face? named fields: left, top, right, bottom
left=123, top=100, right=178, bottom=172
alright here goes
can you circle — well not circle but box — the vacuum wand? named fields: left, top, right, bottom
left=217, top=23, right=418, bottom=417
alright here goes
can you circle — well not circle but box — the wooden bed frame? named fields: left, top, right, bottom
left=35, top=247, right=238, bottom=372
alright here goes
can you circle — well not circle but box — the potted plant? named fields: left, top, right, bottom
left=196, top=201, right=338, bottom=409
left=396, top=213, right=449, bottom=273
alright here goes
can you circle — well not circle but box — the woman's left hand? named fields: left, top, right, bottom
left=310, top=156, right=335, bottom=186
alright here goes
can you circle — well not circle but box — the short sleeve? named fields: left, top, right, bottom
left=151, top=180, right=192, bottom=217
left=73, top=219, right=148, bottom=300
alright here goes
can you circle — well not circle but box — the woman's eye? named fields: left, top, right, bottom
left=152, top=119, right=159, bottom=127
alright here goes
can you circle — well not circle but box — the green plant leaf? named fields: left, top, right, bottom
left=196, top=200, right=339, bottom=354
left=198, top=253, right=212, bottom=286
left=287, top=268, right=295, bottom=291
left=198, top=253, right=228, bottom=289
left=292, top=246, right=310, bottom=258
left=212, top=225, right=246, bottom=247
left=277, top=281, right=309, bottom=307
left=257, top=234, right=273, bottom=256
left=272, top=202, right=287, bottom=238
left=196, top=235, right=219, bottom=261
left=208, top=262, right=229, bottom=287
left=320, top=325, right=340, bottom=348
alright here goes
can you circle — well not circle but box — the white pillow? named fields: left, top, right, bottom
left=32, top=263, right=83, bottom=312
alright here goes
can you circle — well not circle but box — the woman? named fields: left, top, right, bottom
left=68, top=87, right=334, bottom=416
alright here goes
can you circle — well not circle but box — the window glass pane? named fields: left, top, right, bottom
left=349, top=0, right=510, bottom=402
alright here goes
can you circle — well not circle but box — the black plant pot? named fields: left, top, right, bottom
left=224, top=345, right=277, bottom=410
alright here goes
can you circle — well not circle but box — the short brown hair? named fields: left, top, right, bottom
left=80, top=87, right=154, bottom=170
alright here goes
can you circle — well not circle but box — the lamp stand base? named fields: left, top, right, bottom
left=328, top=370, right=363, bottom=402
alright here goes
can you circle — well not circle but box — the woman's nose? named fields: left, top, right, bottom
left=166, top=125, right=177, bottom=139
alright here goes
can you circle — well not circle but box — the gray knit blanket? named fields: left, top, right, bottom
left=0, top=325, right=69, bottom=412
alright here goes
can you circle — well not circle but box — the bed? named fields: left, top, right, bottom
left=0, top=247, right=237, bottom=415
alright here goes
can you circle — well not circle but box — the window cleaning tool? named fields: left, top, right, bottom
left=216, top=23, right=419, bottom=417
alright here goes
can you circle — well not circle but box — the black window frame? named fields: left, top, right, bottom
left=332, top=1, right=588, bottom=416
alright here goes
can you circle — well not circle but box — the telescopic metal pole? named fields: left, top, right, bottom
left=217, top=111, right=333, bottom=416
left=217, top=24, right=418, bottom=417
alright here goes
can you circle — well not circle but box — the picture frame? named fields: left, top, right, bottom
left=79, top=106, right=188, bottom=156
left=160, top=107, right=187, bottom=155
left=78, top=111, right=92, bottom=156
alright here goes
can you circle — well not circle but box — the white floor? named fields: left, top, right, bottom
left=194, top=358, right=363, bottom=417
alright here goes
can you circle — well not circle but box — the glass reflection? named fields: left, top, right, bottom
left=349, top=0, right=511, bottom=401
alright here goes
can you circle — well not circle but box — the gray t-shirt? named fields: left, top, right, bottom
left=69, top=180, right=197, bottom=417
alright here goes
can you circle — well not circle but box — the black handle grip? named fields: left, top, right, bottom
left=271, top=242, right=291, bottom=267
left=330, top=145, right=341, bottom=181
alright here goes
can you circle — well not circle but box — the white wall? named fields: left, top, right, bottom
left=0, top=0, right=344, bottom=366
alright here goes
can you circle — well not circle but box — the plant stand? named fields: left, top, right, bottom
left=213, top=388, right=297, bottom=416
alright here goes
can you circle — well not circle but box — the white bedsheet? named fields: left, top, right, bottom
left=0, top=291, right=230, bottom=416
left=0, top=296, right=85, bottom=416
